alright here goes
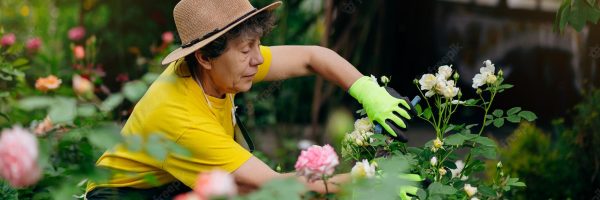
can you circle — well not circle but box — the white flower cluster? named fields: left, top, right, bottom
left=345, top=117, right=375, bottom=146
left=450, top=160, right=468, bottom=181
left=418, top=65, right=460, bottom=99
left=351, top=159, right=377, bottom=179
left=472, top=60, right=498, bottom=89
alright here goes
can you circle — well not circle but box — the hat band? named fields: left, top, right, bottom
left=181, top=8, right=259, bottom=48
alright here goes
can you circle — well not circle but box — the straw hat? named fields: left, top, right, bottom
left=161, top=0, right=282, bottom=65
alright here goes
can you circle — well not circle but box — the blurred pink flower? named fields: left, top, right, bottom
left=73, top=45, right=85, bottom=60
left=116, top=73, right=129, bottom=83
left=294, top=144, right=339, bottom=182
left=1, top=33, right=16, bottom=47
left=34, top=116, right=53, bottom=136
left=194, top=170, right=237, bottom=199
left=72, top=74, right=94, bottom=95
left=0, top=126, right=42, bottom=188
left=162, top=31, right=174, bottom=44
left=68, top=26, right=86, bottom=41
left=25, top=37, right=42, bottom=53
left=35, top=75, right=62, bottom=92
left=173, top=192, right=202, bottom=200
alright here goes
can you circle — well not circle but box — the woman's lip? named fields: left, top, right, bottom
left=243, top=73, right=257, bottom=78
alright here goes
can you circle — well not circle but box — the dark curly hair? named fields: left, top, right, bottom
left=182, top=11, right=276, bottom=77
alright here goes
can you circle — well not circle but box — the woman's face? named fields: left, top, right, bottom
left=202, top=35, right=264, bottom=94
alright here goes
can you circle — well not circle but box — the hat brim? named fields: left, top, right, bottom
left=161, top=1, right=282, bottom=65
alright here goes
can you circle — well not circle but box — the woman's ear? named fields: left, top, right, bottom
left=195, top=51, right=212, bottom=70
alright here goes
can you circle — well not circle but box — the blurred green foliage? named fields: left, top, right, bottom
left=492, top=89, right=600, bottom=199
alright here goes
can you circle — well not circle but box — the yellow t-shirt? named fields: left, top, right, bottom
left=86, top=46, right=272, bottom=192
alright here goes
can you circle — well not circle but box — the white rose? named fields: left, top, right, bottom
left=439, top=80, right=459, bottom=99
left=450, top=160, right=468, bottom=180
left=483, top=60, right=495, bottom=71
left=437, top=65, right=453, bottom=80
left=354, top=117, right=373, bottom=133
left=425, top=90, right=435, bottom=97
left=430, top=157, right=438, bottom=166
left=419, top=74, right=437, bottom=91
left=351, top=159, right=376, bottom=179
left=472, top=73, right=487, bottom=89
left=464, top=184, right=478, bottom=197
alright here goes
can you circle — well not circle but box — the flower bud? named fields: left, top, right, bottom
left=413, top=78, right=419, bottom=85
left=497, top=161, right=502, bottom=168
left=430, top=156, right=438, bottom=166
left=439, top=168, right=447, bottom=176
left=380, top=76, right=390, bottom=85
left=498, top=69, right=504, bottom=77
left=453, top=72, right=459, bottom=80
left=458, top=90, right=463, bottom=98
left=476, top=88, right=482, bottom=94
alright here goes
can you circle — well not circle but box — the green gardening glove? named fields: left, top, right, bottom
left=349, top=76, right=413, bottom=142
left=398, top=174, right=424, bottom=200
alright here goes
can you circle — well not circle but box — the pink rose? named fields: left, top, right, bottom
left=25, top=37, right=42, bottom=53
left=162, top=31, right=174, bottom=44
left=72, top=74, right=93, bottom=95
left=1, top=33, right=16, bottom=47
left=173, top=192, right=202, bottom=200
left=194, top=170, right=237, bottom=199
left=0, top=126, right=42, bottom=188
left=294, top=144, right=339, bottom=182
left=73, top=45, right=85, bottom=60
left=68, top=26, right=86, bottom=41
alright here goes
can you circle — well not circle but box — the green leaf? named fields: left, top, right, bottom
left=507, top=115, right=521, bottom=123
left=518, top=111, right=538, bottom=121
left=465, top=99, right=479, bottom=106
left=125, top=135, right=143, bottom=152
left=485, top=114, right=493, bottom=120
left=167, top=141, right=192, bottom=158
left=444, top=134, right=467, bottom=146
left=499, top=84, right=514, bottom=90
left=100, top=94, right=124, bottom=112
left=423, top=107, right=432, bottom=120
left=416, top=188, right=427, bottom=200
left=478, top=185, right=496, bottom=197
left=473, top=136, right=497, bottom=147
left=492, top=109, right=504, bottom=117
left=507, top=107, right=522, bottom=115
left=473, top=145, right=497, bottom=159
left=18, top=96, right=53, bottom=111
left=88, top=125, right=122, bottom=150
left=48, top=97, right=77, bottom=123
left=507, top=177, right=527, bottom=187
left=370, top=134, right=387, bottom=146
left=146, top=134, right=168, bottom=161
left=143, top=174, right=161, bottom=187
left=414, top=104, right=422, bottom=115
left=493, top=118, right=505, bottom=128
left=77, top=104, right=97, bottom=117
left=484, top=119, right=493, bottom=127
left=427, top=182, right=457, bottom=195
left=122, top=80, right=148, bottom=102
left=142, top=73, right=160, bottom=84
left=11, top=58, right=28, bottom=67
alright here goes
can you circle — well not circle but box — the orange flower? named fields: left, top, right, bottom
left=73, top=45, right=85, bottom=60
left=34, top=116, right=53, bottom=136
left=35, top=75, right=62, bottom=92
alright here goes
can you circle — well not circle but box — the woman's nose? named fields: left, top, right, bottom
left=250, top=47, right=264, bottom=66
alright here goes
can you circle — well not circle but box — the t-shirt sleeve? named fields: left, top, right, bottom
left=163, top=123, right=252, bottom=188
left=252, top=45, right=272, bottom=83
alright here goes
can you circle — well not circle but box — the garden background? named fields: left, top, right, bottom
left=1, top=0, right=599, bottom=199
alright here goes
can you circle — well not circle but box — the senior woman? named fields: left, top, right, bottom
left=85, top=0, right=414, bottom=199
